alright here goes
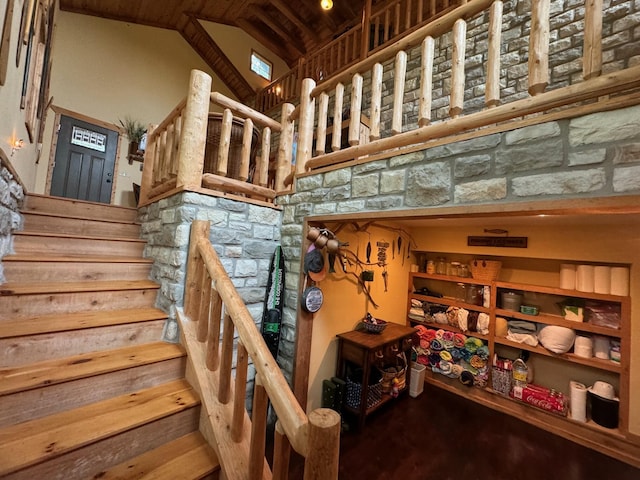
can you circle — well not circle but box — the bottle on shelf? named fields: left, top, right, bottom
left=436, top=257, right=447, bottom=275
left=512, top=357, right=528, bottom=388
left=426, top=260, right=436, bottom=274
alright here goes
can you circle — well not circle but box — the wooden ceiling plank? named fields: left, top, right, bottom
left=269, top=0, right=319, bottom=43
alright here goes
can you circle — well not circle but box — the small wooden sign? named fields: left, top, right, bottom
left=467, top=236, right=528, bottom=248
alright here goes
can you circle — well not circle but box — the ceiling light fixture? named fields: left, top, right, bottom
left=321, top=0, right=333, bottom=10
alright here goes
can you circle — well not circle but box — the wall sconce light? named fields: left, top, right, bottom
left=321, top=0, right=333, bottom=10
left=11, top=138, right=24, bottom=156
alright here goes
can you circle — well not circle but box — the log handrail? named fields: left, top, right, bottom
left=181, top=220, right=340, bottom=480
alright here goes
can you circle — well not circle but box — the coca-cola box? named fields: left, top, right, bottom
left=511, top=384, right=568, bottom=416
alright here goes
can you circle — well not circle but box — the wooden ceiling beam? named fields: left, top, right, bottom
left=250, top=7, right=306, bottom=58
left=269, top=0, right=319, bottom=43
left=235, top=17, right=297, bottom=68
left=178, top=15, right=255, bottom=101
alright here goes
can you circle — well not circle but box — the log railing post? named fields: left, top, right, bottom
left=583, top=0, right=603, bottom=80
left=249, top=373, right=269, bottom=480
left=275, top=102, right=295, bottom=191
left=392, top=52, right=407, bottom=135
left=370, top=63, right=384, bottom=140
left=232, top=342, right=249, bottom=442
left=485, top=0, right=503, bottom=108
left=450, top=18, right=467, bottom=118
left=331, top=83, right=345, bottom=151
left=296, top=78, right=316, bottom=174
left=419, top=36, right=435, bottom=126
left=138, top=123, right=157, bottom=205
left=218, top=313, right=234, bottom=404
left=302, top=408, right=341, bottom=480
left=528, top=0, right=550, bottom=95
left=348, top=73, right=364, bottom=145
left=273, top=420, right=292, bottom=480
left=184, top=220, right=210, bottom=317
left=176, top=69, right=211, bottom=189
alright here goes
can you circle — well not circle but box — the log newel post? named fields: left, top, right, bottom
left=176, top=70, right=211, bottom=190
left=302, top=408, right=341, bottom=480
left=275, top=103, right=295, bottom=191
left=296, top=78, right=316, bottom=175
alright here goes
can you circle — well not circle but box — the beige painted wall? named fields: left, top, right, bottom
left=0, top=0, right=39, bottom=189
left=306, top=215, right=640, bottom=435
left=1, top=5, right=288, bottom=205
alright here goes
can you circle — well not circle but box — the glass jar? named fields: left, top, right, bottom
left=448, top=261, right=460, bottom=277
left=459, top=264, right=470, bottom=278
left=466, top=285, right=479, bottom=305
left=436, top=257, right=447, bottom=275
left=455, top=283, right=466, bottom=301
left=426, top=260, right=436, bottom=274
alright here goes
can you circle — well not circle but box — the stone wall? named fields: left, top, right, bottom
left=276, top=104, right=640, bottom=380
left=0, top=158, right=25, bottom=284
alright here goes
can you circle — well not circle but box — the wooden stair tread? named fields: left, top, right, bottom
left=14, top=230, right=147, bottom=243
left=0, top=379, right=199, bottom=476
left=96, top=432, right=219, bottom=480
left=0, top=280, right=159, bottom=296
left=21, top=209, right=141, bottom=225
left=2, top=253, right=153, bottom=263
left=0, top=307, right=168, bottom=339
left=0, top=342, right=185, bottom=396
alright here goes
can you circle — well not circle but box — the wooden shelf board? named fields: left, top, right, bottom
left=411, top=293, right=490, bottom=314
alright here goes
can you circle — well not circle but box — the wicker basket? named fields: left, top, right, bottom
left=470, top=259, right=502, bottom=282
left=346, top=377, right=383, bottom=409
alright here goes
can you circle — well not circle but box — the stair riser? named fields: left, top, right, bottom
left=22, top=213, right=141, bottom=239
left=23, top=195, right=138, bottom=223
left=0, top=357, right=187, bottom=428
left=0, top=320, right=167, bottom=367
left=13, top=234, right=145, bottom=257
left=5, top=407, right=200, bottom=480
left=0, top=288, right=159, bottom=320
left=2, top=261, right=152, bottom=283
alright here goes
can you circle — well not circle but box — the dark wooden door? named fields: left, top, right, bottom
left=51, top=115, right=118, bottom=203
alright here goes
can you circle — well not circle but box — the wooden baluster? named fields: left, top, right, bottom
left=583, top=0, right=603, bottom=80
left=384, top=9, right=390, bottom=43
left=216, top=108, right=233, bottom=177
left=302, top=409, right=341, bottom=480
left=184, top=220, right=209, bottom=317
left=239, top=117, right=253, bottom=181
left=419, top=36, right=435, bottom=127
left=394, top=4, right=401, bottom=40
left=392, top=51, right=407, bottom=135
left=316, top=92, right=329, bottom=155
left=196, top=268, right=211, bottom=342
left=361, top=0, right=371, bottom=59
left=349, top=73, right=363, bottom=146
left=249, top=373, right=269, bottom=480
left=430, top=0, right=436, bottom=17
left=231, top=341, right=248, bottom=442
left=485, top=0, right=503, bottom=108
left=159, top=131, right=168, bottom=182
left=164, top=123, right=175, bottom=177
left=406, top=0, right=413, bottom=30
left=450, top=18, right=467, bottom=118
left=139, top=124, right=157, bottom=204
left=172, top=116, right=182, bottom=176
left=218, top=313, right=234, bottom=404
left=373, top=15, right=380, bottom=48
left=176, top=69, right=210, bottom=190
left=370, top=63, right=383, bottom=140
left=331, top=82, right=344, bottom=152
left=528, top=0, right=550, bottom=95
left=272, top=420, right=291, bottom=480
left=296, top=78, right=316, bottom=174
left=275, top=103, right=295, bottom=191
left=206, top=289, right=222, bottom=371
left=152, top=135, right=162, bottom=185
left=257, top=126, right=271, bottom=187
left=417, top=0, right=424, bottom=24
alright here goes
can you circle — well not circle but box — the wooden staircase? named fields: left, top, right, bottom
left=0, top=194, right=220, bottom=479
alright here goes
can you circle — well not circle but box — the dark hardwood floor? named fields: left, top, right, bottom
left=283, top=384, right=640, bottom=479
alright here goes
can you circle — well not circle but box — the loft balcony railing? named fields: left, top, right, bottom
left=255, top=0, right=462, bottom=114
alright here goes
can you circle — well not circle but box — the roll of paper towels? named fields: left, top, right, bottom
left=574, top=335, right=593, bottom=358
left=559, top=264, right=576, bottom=290
left=593, top=335, right=610, bottom=360
left=570, top=381, right=588, bottom=423
left=576, top=265, right=594, bottom=293
left=610, top=267, right=630, bottom=296
left=593, top=266, right=611, bottom=295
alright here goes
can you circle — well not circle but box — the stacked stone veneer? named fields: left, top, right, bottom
left=0, top=160, right=25, bottom=284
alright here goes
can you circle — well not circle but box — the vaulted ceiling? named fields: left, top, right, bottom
left=59, top=0, right=368, bottom=100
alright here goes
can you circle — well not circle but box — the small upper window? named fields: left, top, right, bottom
left=251, top=51, right=272, bottom=81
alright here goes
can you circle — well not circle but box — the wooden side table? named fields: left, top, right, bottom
left=336, top=322, right=416, bottom=429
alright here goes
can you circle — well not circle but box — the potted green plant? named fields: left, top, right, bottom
left=119, top=116, right=146, bottom=156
